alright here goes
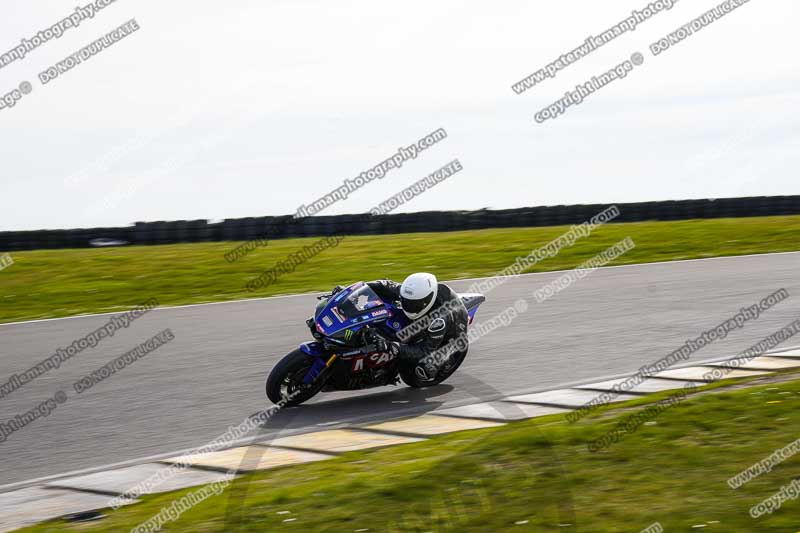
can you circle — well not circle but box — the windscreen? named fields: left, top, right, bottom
left=334, top=284, right=385, bottom=320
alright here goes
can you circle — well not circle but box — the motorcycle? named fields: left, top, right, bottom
left=266, top=281, right=486, bottom=406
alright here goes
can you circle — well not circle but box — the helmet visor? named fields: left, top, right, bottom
left=401, top=292, right=435, bottom=317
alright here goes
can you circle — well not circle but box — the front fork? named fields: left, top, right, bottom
left=303, top=353, right=337, bottom=385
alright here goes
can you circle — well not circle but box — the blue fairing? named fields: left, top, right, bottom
left=314, top=282, right=405, bottom=337
left=299, top=341, right=326, bottom=357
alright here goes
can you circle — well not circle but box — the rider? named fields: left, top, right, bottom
left=363, top=273, right=469, bottom=383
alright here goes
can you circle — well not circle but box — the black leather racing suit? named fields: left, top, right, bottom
left=366, top=280, right=469, bottom=373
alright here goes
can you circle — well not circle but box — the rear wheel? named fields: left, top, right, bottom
left=266, top=349, right=325, bottom=406
left=399, top=349, right=468, bottom=388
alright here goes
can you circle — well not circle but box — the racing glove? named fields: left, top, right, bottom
left=365, top=329, right=399, bottom=356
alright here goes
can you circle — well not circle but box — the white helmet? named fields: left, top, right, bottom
left=400, top=273, right=438, bottom=319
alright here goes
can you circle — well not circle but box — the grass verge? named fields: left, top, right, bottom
left=1, top=215, right=799, bottom=323
left=20, top=371, right=800, bottom=532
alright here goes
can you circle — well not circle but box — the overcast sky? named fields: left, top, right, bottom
left=0, top=0, right=797, bottom=231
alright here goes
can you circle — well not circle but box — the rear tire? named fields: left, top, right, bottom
left=399, top=349, right=468, bottom=388
left=266, top=349, right=324, bottom=407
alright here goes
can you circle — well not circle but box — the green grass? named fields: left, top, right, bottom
left=20, top=373, right=800, bottom=532
left=1, top=215, right=799, bottom=323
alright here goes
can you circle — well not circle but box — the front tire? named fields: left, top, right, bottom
left=266, top=349, right=324, bottom=407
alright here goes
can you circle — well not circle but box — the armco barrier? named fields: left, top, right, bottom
left=2, top=195, right=800, bottom=251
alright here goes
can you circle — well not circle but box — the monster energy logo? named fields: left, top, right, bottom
left=344, top=329, right=353, bottom=340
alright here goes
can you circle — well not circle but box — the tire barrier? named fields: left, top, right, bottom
left=2, top=195, right=800, bottom=251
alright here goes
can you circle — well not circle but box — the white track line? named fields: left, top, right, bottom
left=2, top=250, right=798, bottom=328
left=3, top=344, right=798, bottom=495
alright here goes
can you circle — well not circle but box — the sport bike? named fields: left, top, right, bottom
left=266, top=281, right=485, bottom=406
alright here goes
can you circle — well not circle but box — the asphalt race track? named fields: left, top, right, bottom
left=1, top=252, right=799, bottom=488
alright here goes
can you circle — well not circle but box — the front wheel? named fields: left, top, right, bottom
left=266, top=349, right=324, bottom=407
